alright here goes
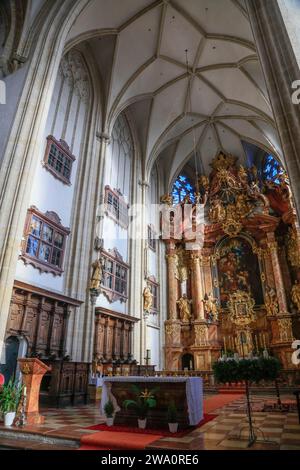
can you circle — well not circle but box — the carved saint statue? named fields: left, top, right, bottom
left=177, top=294, right=192, bottom=322
left=264, top=287, right=279, bottom=316
left=143, top=286, right=153, bottom=313
left=203, top=292, right=219, bottom=321
left=209, top=198, right=226, bottom=222
left=90, top=257, right=103, bottom=290
left=291, top=280, right=300, bottom=312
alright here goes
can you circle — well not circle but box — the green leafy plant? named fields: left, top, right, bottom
left=123, top=384, right=158, bottom=420
left=213, top=357, right=282, bottom=384
left=0, top=380, right=23, bottom=414
left=104, top=400, right=114, bottom=418
left=167, top=401, right=178, bottom=424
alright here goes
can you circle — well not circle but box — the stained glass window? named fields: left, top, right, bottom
left=263, top=155, right=284, bottom=184
left=172, top=175, right=195, bottom=204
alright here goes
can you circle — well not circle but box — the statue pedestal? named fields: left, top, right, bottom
left=18, top=358, right=51, bottom=425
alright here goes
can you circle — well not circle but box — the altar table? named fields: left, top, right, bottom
left=100, top=376, right=203, bottom=428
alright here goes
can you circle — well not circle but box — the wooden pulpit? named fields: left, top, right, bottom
left=18, top=358, right=51, bottom=425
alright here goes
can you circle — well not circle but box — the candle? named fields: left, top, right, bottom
left=254, top=335, right=258, bottom=351
left=146, top=349, right=151, bottom=359
left=263, top=333, right=266, bottom=349
left=224, top=336, right=227, bottom=353
left=23, top=386, right=27, bottom=397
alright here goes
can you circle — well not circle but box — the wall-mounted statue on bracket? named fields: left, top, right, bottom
left=143, top=286, right=153, bottom=314
left=90, top=257, right=104, bottom=290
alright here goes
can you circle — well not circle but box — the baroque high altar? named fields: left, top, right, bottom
left=161, top=152, right=300, bottom=371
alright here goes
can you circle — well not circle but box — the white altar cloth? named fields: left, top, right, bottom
left=100, top=376, right=203, bottom=426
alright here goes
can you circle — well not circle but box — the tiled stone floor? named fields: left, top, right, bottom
left=0, top=393, right=299, bottom=450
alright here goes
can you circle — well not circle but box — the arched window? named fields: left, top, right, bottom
left=262, top=154, right=284, bottom=184
left=172, top=175, right=195, bottom=204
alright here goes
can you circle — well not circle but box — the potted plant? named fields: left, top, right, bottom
left=167, top=401, right=178, bottom=433
left=104, top=400, right=115, bottom=426
left=0, top=380, right=23, bottom=427
left=123, top=384, right=158, bottom=429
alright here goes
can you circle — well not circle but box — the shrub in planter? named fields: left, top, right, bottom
left=167, top=401, right=178, bottom=433
left=104, top=400, right=115, bottom=426
left=0, top=380, right=23, bottom=426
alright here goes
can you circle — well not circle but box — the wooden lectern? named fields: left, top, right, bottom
left=18, top=358, right=51, bottom=425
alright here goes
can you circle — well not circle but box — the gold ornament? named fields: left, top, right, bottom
left=286, top=227, right=300, bottom=268
left=264, top=286, right=279, bottom=316
left=227, top=290, right=256, bottom=326
left=210, top=151, right=237, bottom=171
left=222, top=217, right=242, bottom=237
left=291, top=280, right=300, bottom=312
left=278, top=318, right=293, bottom=343
left=194, top=324, right=208, bottom=346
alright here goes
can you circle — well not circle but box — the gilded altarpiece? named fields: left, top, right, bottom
left=162, top=152, right=300, bottom=371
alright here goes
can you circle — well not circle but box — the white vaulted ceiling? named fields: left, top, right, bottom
left=67, top=0, right=282, bottom=184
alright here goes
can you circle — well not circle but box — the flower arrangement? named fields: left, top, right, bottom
left=123, top=384, right=158, bottom=420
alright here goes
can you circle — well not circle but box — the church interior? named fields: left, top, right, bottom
left=0, top=0, right=300, bottom=453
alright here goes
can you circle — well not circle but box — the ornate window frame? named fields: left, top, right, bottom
left=42, top=135, right=76, bottom=185
left=20, top=206, right=70, bottom=276
left=147, top=224, right=157, bottom=252
left=147, top=275, right=159, bottom=313
left=104, top=186, right=129, bottom=229
left=100, top=248, right=129, bottom=303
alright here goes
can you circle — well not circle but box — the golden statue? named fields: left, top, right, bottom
left=238, top=165, right=248, bottom=187
left=235, top=194, right=250, bottom=218
left=90, top=257, right=103, bottom=290
left=209, top=198, right=226, bottom=222
left=264, top=287, right=279, bottom=316
left=291, top=280, right=300, bottom=312
left=143, top=286, right=153, bottom=313
left=177, top=294, right=192, bottom=322
left=203, top=292, right=219, bottom=321
left=198, top=175, right=210, bottom=192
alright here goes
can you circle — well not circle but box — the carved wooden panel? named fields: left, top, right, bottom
left=94, top=309, right=138, bottom=361
left=5, top=285, right=76, bottom=361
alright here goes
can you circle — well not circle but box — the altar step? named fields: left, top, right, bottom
left=217, top=384, right=246, bottom=394
left=0, top=427, right=80, bottom=450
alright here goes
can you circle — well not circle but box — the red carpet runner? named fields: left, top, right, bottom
left=80, top=414, right=216, bottom=450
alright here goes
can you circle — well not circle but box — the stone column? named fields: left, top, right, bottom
left=0, top=0, right=91, bottom=364
left=190, top=253, right=205, bottom=320
left=267, top=235, right=289, bottom=313
left=166, top=249, right=178, bottom=320
left=246, top=0, right=300, bottom=219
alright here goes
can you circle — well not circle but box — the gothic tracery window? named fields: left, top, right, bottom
left=172, top=175, right=195, bottom=205
left=263, top=154, right=284, bottom=184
